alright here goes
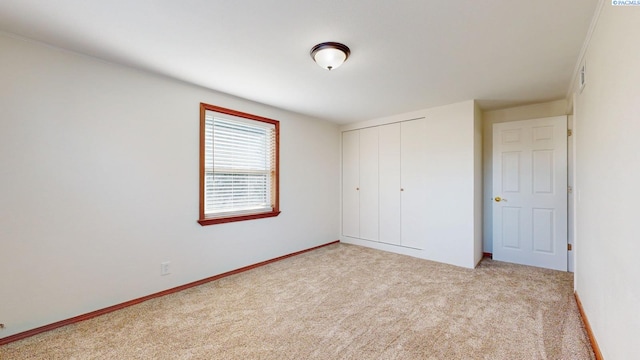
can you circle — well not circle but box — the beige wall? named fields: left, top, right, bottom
left=0, top=33, right=340, bottom=337
left=473, top=102, right=483, bottom=265
left=572, top=3, right=640, bottom=359
left=481, top=100, right=568, bottom=253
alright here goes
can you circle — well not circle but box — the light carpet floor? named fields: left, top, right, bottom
left=1, top=243, right=594, bottom=359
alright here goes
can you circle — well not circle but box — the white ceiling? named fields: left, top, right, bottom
left=0, top=0, right=598, bottom=124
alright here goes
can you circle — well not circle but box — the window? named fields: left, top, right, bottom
left=198, top=103, right=280, bottom=225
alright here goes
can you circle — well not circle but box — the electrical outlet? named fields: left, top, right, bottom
left=160, top=261, right=171, bottom=276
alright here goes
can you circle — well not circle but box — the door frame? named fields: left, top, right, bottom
left=567, top=115, right=575, bottom=272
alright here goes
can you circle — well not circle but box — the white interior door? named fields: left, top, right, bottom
left=342, top=130, right=359, bottom=238
left=379, top=123, right=401, bottom=245
left=492, top=116, right=568, bottom=271
left=401, top=118, right=428, bottom=250
left=359, top=127, right=379, bottom=241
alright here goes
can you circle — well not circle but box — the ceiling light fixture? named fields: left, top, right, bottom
left=310, top=42, right=350, bottom=71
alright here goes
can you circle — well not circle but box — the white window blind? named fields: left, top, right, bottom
left=203, top=110, right=276, bottom=218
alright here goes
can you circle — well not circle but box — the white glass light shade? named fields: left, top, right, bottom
left=313, top=48, right=346, bottom=70
left=310, top=42, right=350, bottom=71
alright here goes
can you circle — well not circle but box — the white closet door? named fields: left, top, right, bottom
left=342, top=130, right=360, bottom=238
left=359, top=127, right=379, bottom=241
left=379, top=123, right=401, bottom=245
left=400, top=118, right=428, bottom=249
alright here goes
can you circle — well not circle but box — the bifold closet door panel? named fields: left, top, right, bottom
left=359, top=127, right=379, bottom=241
left=379, top=123, right=401, bottom=245
left=400, top=118, right=429, bottom=249
left=342, top=130, right=360, bottom=238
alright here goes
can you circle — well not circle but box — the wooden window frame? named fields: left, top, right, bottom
left=198, top=103, right=280, bottom=226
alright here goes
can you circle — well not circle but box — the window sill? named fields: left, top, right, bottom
left=198, top=210, right=281, bottom=226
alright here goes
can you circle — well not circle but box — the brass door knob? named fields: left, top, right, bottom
left=494, top=196, right=502, bottom=202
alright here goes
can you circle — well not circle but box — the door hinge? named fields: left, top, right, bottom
left=568, top=244, right=572, bottom=251
left=568, top=186, right=573, bottom=194
left=568, top=129, right=573, bottom=136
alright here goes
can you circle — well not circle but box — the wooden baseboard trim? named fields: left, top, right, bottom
left=574, top=291, right=604, bottom=360
left=0, top=240, right=340, bottom=346
left=483, top=252, right=493, bottom=259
